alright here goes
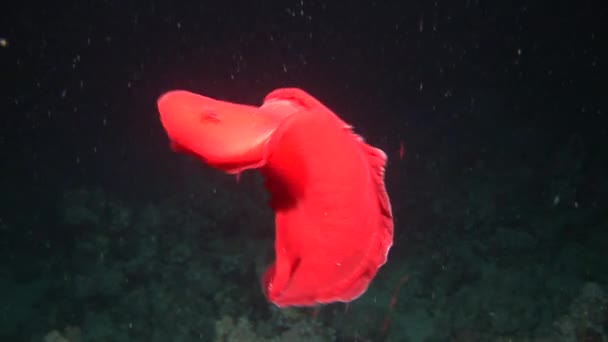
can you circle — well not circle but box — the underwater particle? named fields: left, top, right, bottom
left=0, top=37, right=8, bottom=47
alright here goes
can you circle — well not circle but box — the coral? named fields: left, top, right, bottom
left=272, top=320, right=335, bottom=342
left=214, top=316, right=261, bottom=342
left=44, top=331, right=69, bottom=342
left=44, top=326, right=81, bottom=342
left=60, top=188, right=131, bottom=231
left=553, top=282, right=608, bottom=342
left=213, top=315, right=335, bottom=342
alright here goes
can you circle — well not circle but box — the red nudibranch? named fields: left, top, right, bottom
left=157, top=88, right=393, bottom=307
